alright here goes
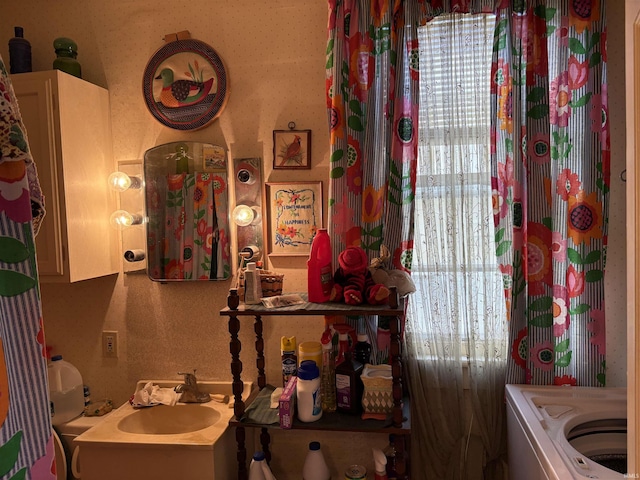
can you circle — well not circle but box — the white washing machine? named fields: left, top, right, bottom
left=53, top=412, right=112, bottom=480
left=506, top=384, right=626, bottom=479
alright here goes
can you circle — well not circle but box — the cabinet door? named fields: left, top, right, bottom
left=13, top=75, right=65, bottom=277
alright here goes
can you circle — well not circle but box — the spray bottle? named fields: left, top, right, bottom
left=372, top=448, right=388, bottom=480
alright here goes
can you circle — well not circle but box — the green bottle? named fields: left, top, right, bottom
left=53, top=37, right=82, bottom=78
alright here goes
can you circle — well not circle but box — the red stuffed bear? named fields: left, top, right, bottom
left=330, top=246, right=390, bottom=306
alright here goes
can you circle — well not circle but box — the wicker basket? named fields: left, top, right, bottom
left=259, top=271, right=284, bottom=297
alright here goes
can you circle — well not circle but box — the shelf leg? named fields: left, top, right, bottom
left=228, top=313, right=247, bottom=479
left=260, top=427, right=271, bottom=463
left=389, top=313, right=404, bottom=428
left=236, top=426, right=248, bottom=480
left=395, top=433, right=409, bottom=480
left=254, top=315, right=266, bottom=390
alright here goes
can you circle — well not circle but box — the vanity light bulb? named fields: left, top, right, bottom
left=109, top=210, right=142, bottom=229
left=233, top=205, right=255, bottom=227
left=108, top=172, right=142, bottom=192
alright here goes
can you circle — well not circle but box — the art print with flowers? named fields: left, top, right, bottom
left=266, top=182, right=323, bottom=256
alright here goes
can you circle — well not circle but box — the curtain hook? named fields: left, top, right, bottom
left=620, top=169, right=626, bottom=182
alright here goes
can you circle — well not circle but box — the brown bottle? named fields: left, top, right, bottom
left=335, top=350, right=363, bottom=414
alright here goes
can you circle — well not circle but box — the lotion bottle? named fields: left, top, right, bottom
left=244, top=262, right=263, bottom=304
left=373, top=448, right=389, bottom=480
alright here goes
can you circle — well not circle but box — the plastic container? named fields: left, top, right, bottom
left=302, top=441, right=331, bottom=480
left=249, top=451, right=276, bottom=480
left=53, top=37, right=82, bottom=78
left=281, top=336, right=297, bottom=387
left=307, top=229, right=333, bottom=303
left=9, top=27, right=31, bottom=74
left=298, top=341, right=322, bottom=368
left=296, top=360, right=322, bottom=422
left=244, top=262, right=263, bottom=304
left=47, top=355, right=85, bottom=425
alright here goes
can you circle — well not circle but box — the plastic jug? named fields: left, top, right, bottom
left=47, top=355, right=85, bottom=425
left=307, top=229, right=333, bottom=303
left=302, top=441, right=331, bottom=480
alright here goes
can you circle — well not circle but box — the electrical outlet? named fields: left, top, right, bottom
left=102, top=330, right=118, bottom=358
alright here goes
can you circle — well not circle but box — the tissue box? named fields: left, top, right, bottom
left=361, top=364, right=393, bottom=414
left=279, top=376, right=297, bottom=429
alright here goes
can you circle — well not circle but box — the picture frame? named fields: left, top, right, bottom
left=266, top=182, right=323, bottom=256
left=142, top=38, right=229, bottom=131
left=272, top=129, right=311, bottom=169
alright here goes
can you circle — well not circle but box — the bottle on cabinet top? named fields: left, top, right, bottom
left=53, top=37, right=82, bottom=78
left=9, top=26, right=32, bottom=74
left=307, top=228, right=333, bottom=303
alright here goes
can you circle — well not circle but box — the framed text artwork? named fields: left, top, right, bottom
left=266, top=182, right=323, bottom=256
left=142, top=34, right=229, bottom=131
left=272, top=129, right=311, bottom=169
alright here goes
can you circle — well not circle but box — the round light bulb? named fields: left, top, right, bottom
left=109, top=210, right=142, bottom=229
left=108, top=172, right=142, bottom=192
left=233, top=205, right=255, bottom=227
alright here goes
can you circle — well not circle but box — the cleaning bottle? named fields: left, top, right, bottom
left=354, top=333, right=371, bottom=365
left=302, top=441, right=331, bottom=480
left=244, top=262, right=263, bottom=304
left=335, top=350, right=364, bottom=414
left=307, top=229, right=333, bottom=303
left=372, top=448, right=388, bottom=480
left=281, top=336, right=297, bottom=387
left=47, top=355, right=85, bottom=425
left=249, top=451, right=277, bottom=480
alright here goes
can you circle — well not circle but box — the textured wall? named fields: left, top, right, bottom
left=0, top=0, right=630, bottom=477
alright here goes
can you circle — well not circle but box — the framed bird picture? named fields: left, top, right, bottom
left=266, top=181, right=323, bottom=256
left=142, top=34, right=229, bottom=131
left=272, top=129, right=311, bottom=169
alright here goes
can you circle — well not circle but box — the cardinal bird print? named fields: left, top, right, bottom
left=275, top=130, right=310, bottom=168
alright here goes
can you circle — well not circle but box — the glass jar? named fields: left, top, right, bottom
left=53, top=37, right=82, bottom=78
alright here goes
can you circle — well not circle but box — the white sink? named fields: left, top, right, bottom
left=117, top=403, right=222, bottom=434
left=76, top=380, right=254, bottom=480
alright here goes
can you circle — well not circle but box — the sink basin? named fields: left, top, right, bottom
left=117, top=404, right=221, bottom=434
left=76, top=380, right=254, bottom=480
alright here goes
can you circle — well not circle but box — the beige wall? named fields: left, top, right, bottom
left=0, top=0, right=630, bottom=477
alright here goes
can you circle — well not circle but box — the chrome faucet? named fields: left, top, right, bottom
left=175, top=370, right=211, bottom=403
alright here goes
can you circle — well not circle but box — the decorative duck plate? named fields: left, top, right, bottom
left=143, top=37, right=229, bottom=131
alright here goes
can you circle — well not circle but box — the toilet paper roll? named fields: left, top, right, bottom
left=124, top=249, right=145, bottom=262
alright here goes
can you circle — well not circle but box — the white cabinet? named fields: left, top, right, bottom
left=11, top=70, right=118, bottom=283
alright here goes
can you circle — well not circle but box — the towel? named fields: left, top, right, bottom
left=129, top=382, right=180, bottom=408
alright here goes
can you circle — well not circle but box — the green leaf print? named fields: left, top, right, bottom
left=546, top=25, right=556, bottom=37
left=567, top=248, right=583, bottom=264
left=529, top=296, right=553, bottom=311
left=542, top=217, right=553, bottom=230
left=588, top=32, right=600, bottom=51
left=0, top=431, right=23, bottom=476
left=493, top=19, right=507, bottom=52
left=0, top=237, right=29, bottom=263
left=529, top=313, right=553, bottom=328
left=526, top=87, right=546, bottom=103
left=569, top=304, right=590, bottom=315
left=402, top=192, right=415, bottom=204
left=568, top=37, right=587, bottom=54
left=569, top=92, right=592, bottom=109
left=325, top=53, right=334, bottom=70
left=348, top=115, right=364, bottom=131
left=331, top=149, right=344, bottom=163
left=495, top=227, right=505, bottom=244
left=585, top=269, right=604, bottom=282
left=596, top=177, right=609, bottom=195
left=555, top=351, right=572, bottom=368
left=527, top=104, right=549, bottom=120
left=589, top=52, right=601, bottom=68
left=596, top=372, right=606, bottom=386
left=533, top=5, right=556, bottom=20
left=349, top=100, right=363, bottom=116
left=583, top=250, right=601, bottom=264
left=555, top=338, right=570, bottom=353
left=495, top=241, right=512, bottom=257
left=330, top=167, right=345, bottom=179
left=0, top=270, right=36, bottom=296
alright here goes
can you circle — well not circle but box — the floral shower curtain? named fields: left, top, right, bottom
left=492, top=1, right=609, bottom=386
left=326, top=0, right=420, bottom=361
left=0, top=57, right=56, bottom=478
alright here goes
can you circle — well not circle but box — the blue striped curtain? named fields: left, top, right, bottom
left=0, top=56, right=55, bottom=478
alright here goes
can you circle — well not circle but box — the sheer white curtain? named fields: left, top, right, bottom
left=404, top=13, right=508, bottom=479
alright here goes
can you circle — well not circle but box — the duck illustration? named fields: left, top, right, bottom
left=154, top=68, right=214, bottom=108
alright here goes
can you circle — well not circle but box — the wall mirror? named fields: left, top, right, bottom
left=143, top=141, right=231, bottom=281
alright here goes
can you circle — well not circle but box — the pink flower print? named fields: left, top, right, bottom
left=590, top=84, right=609, bottom=149
left=568, top=56, right=589, bottom=90
left=552, top=285, right=569, bottom=337
left=491, top=59, right=510, bottom=95
left=551, top=231, right=567, bottom=262
left=531, top=341, right=554, bottom=371
left=566, top=265, right=585, bottom=298
left=550, top=72, right=572, bottom=127
left=587, top=308, right=606, bottom=353
left=511, top=327, right=527, bottom=369
left=197, top=218, right=209, bottom=238
left=203, top=227, right=214, bottom=255
left=528, top=132, right=551, bottom=166
left=556, top=15, right=569, bottom=48
left=556, top=169, right=581, bottom=201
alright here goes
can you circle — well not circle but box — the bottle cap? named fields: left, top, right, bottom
left=309, top=441, right=321, bottom=451
left=298, top=360, right=319, bottom=380
left=51, top=355, right=63, bottom=362
left=14, top=27, right=24, bottom=38
left=246, top=262, right=256, bottom=271
left=357, top=333, right=369, bottom=342
left=281, top=336, right=296, bottom=353
left=252, top=451, right=265, bottom=461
